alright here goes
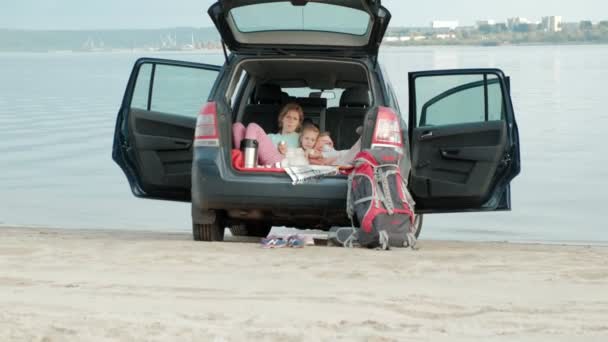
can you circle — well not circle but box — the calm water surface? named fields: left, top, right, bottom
left=1, top=45, right=606, bottom=243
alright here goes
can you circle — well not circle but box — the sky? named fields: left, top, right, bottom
left=0, top=0, right=605, bottom=30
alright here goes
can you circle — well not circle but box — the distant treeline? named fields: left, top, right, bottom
left=2, top=25, right=608, bottom=52
left=0, top=27, right=221, bottom=52
left=385, top=23, right=608, bottom=46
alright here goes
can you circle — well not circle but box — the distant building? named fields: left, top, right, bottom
left=507, top=17, right=530, bottom=29
left=542, top=16, right=563, bottom=32
left=495, top=23, right=509, bottom=32
left=560, top=22, right=580, bottom=32
left=580, top=20, right=593, bottom=30
left=382, top=35, right=425, bottom=43
left=436, top=33, right=456, bottom=40
left=431, top=21, right=459, bottom=30
left=476, top=20, right=496, bottom=27
left=508, top=17, right=541, bottom=32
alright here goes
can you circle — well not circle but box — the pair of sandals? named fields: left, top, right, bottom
left=260, top=235, right=305, bottom=249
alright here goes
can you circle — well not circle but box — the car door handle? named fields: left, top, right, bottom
left=440, top=149, right=461, bottom=159
left=419, top=131, right=433, bottom=140
left=173, top=139, right=192, bottom=148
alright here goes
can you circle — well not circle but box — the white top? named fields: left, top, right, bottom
left=281, top=148, right=309, bottom=167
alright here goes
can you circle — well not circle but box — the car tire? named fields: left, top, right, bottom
left=229, top=222, right=272, bottom=238
left=193, top=221, right=225, bottom=242
left=413, top=214, right=424, bottom=238
left=229, top=223, right=248, bottom=237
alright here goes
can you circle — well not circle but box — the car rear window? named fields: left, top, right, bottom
left=229, top=2, right=371, bottom=36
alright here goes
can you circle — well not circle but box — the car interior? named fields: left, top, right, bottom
left=229, top=59, right=372, bottom=152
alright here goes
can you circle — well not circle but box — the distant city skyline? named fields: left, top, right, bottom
left=1, top=0, right=606, bottom=30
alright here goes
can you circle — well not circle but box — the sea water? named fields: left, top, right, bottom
left=1, top=45, right=606, bottom=243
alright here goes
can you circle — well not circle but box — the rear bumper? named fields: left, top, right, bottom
left=191, top=148, right=350, bottom=227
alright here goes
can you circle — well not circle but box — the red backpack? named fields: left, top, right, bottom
left=346, top=148, right=417, bottom=249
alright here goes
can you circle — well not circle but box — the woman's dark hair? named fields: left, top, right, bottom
left=277, top=103, right=304, bottom=132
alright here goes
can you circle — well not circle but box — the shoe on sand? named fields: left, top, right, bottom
left=287, top=235, right=305, bottom=248
left=260, top=236, right=287, bottom=249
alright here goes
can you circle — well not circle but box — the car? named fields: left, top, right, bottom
left=112, top=0, right=521, bottom=241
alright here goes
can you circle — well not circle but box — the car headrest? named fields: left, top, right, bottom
left=280, top=91, right=290, bottom=104
left=296, top=97, right=327, bottom=108
left=254, top=84, right=282, bottom=104
left=340, top=87, right=370, bottom=107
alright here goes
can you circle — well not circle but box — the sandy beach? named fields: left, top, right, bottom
left=1, top=227, right=608, bottom=341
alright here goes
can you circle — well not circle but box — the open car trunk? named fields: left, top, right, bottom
left=224, top=58, right=374, bottom=175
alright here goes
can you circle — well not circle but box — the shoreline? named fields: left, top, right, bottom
left=2, top=224, right=607, bottom=247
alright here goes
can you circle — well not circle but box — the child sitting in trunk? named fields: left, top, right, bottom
left=282, top=123, right=320, bottom=166
left=309, top=132, right=361, bottom=166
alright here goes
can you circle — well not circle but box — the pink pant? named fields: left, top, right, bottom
left=233, top=123, right=284, bottom=165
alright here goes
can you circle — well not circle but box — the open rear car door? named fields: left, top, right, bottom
left=408, top=69, right=521, bottom=213
left=112, top=58, right=221, bottom=202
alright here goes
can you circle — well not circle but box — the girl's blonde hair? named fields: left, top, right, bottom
left=277, top=103, right=304, bottom=132
left=301, top=123, right=320, bottom=135
left=299, top=124, right=320, bottom=146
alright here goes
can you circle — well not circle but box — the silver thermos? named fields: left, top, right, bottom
left=242, top=139, right=259, bottom=168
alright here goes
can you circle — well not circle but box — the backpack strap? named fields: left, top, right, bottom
left=373, top=165, right=400, bottom=215
left=351, top=157, right=384, bottom=212
left=378, top=230, right=390, bottom=250
left=346, top=171, right=356, bottom=227
left=379, top=167, right=395, bottom=215
left=384, top=167, right=417, bottom=225
left=380, top=166, right=419, bottom=249
left=406, top=232, right=419, bottom=250
left=343, top=230, right=359, bottom=248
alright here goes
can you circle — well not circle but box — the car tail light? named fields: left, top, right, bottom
left=194, top=102, right=219, bottom=147
left=372, top=106, right=403, bottom=150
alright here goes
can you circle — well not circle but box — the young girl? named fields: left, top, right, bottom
left=232, top=103, right=304, bottom=166
left=299, top=124, right=320, bottom=156
left=283, top=123, right=320, bottom=166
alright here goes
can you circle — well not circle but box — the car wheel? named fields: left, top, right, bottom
left=193, top=221, right=225, bottom=242
left=229, top=223, right=248, bottom=236
left=413, top=214, right=424, bottom=238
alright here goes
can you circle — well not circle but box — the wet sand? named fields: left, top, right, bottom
left=1, top=227, right=608, bottom=341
